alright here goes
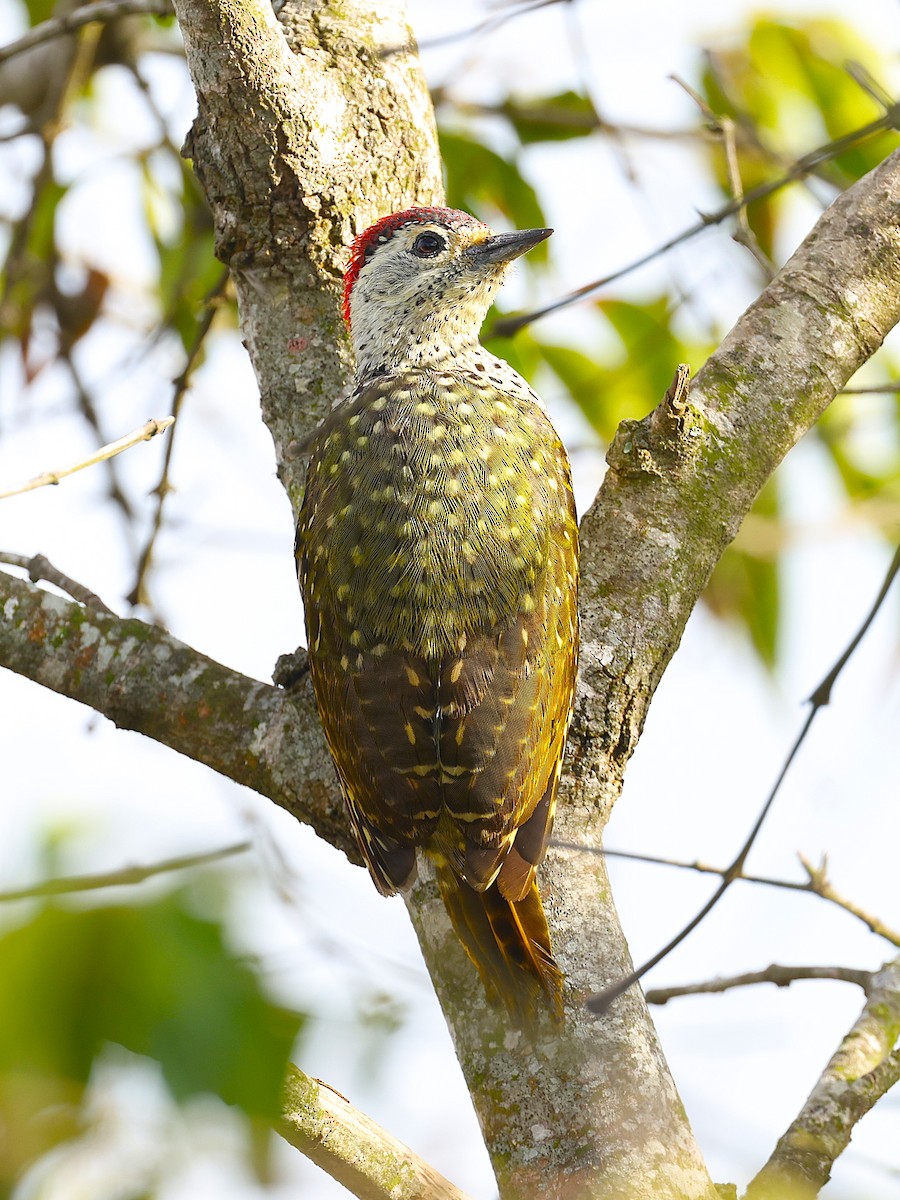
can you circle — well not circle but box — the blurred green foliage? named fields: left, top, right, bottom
left=440, top=129, right=549, bottom=260
left=0, top=888, right=303, bottom=1192
left=700, top=17, right=899, bottom=259
left=500, top=89, right=601, bottom=145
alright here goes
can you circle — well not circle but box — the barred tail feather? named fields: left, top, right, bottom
left=436, top=862, right=564, bottom=1030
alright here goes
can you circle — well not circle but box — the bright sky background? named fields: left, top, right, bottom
left=1, top=0, right=899, bottom=1197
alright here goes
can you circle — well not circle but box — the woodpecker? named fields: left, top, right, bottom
left=296, top=207, right=578, bottom=1028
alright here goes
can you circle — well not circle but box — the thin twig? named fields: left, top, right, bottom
left=720, top=114, right=777, bottom=279
left=433, top=95, right=706, bottom=143
left=493, top=108, right=900, bottom=336
left=395, top=0, right=568, bottom=55
left=586, top=542, right=900, bottom=1015
left=0, top=417, right=174, bottom=501
left=646, top=963, right=873, bottom=1006
left=558, top=844, right=900, bottom=947
left=0, top=841, right=251, bottom=903
left=839, top=381, right=900, bottom=393
left=0, top=552, right=116, bottom=614
left=127, top=269, right=229, bottom=608
left=798, top=854, right=900, bottom=947
left=63, top=354, right=136, bottom=519
left=0, top=0, right=173, bottom=66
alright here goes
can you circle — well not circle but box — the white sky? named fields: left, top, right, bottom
left=1, top=0, right=899, bottom=1197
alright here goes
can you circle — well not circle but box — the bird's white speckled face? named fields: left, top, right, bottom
left=347, top=220, right=504, bottom=370
left=342, top=207, right=551, bottom=381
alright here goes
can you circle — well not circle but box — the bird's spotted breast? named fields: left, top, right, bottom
left=301, top=369, right=570, bottom=663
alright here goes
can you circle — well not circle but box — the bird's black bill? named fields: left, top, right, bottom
left=472, top=227, right=553, bottom=265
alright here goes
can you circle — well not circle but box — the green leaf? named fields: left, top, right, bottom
left=700, top=18, right=900, bottom=257
left=705, top=479, right=781, bottom=667
left=502, top=91, right=599, bottom=144
left=25, top=0, right=58, bottom=26
left=0, top=893, right=303, bottom=1120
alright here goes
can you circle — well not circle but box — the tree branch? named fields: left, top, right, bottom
left=279, top=1064, right=474, bottom=1200
left=646, top=964, right=873, bottom=1006
left=0, top=552, right=116, bottom=615
left=745, top=956, right=900, bottom=1199
left=798, top=853, right=900, bottom=946
left=0, top=567, right=355, bottom=861
left=0, top=0, right=173, bottom=67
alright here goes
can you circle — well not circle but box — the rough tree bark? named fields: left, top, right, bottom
left=2, top=1, right=900, bottom=1198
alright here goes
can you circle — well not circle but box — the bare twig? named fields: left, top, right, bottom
left=564, top=845, right=900, bottom=947
left=279, top=1063, right=474, bottom=1200
left=719, top=114, right=776, bottom=279
left=494, top=109, right=900, bottom=336
left=0, top=841, right=251, bottom=903
left=839, top=381, right=900, bottom=393
left=746, top=956, right=900, bottom=1198
left=0, top=551, right=116, bottom=614
left=62, top=354, right=137, bottom=520
left=127, top=270, right=229, bottom=608
left=846, top=61, right=897, bottom=115
left=646, top=964, right=873, bottom=1006
left=0, top=0, right=173, bottom=66
left=399, top=0, right=567, bottom=55
left=0, top=417, right=174, bottom=501
left=798, top=854, right=900, bottom=947
left=586, top=542, right=900, bottom=1016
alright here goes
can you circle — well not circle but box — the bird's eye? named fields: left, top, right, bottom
left=412, top=231, right=446, bottom=258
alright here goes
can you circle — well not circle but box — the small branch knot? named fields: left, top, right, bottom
left=607, top=365, right=701, bottom=478
left=273, top=646, right=309, bottom=689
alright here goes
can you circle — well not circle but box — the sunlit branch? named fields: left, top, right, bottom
left=0, top=417, right=174, bottom=501
left=279, top=1064, right=474, bottom=1200
left=745, top=955, right=900, bottom=1198
left=0, top=567, right=353, bottom=860
left=798, top=853, right=900, bottom=948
